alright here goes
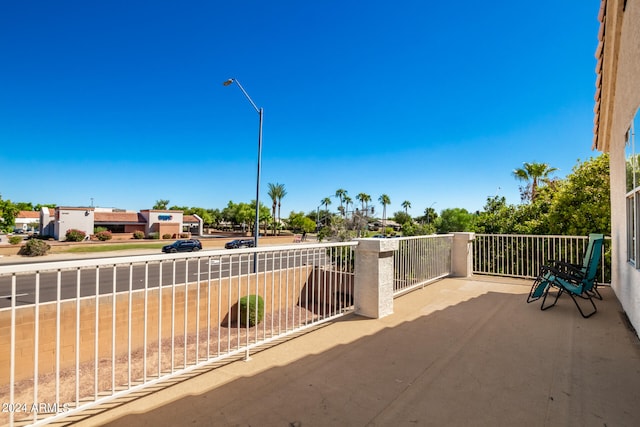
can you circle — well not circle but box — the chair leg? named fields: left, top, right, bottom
left=588, top=281, right=603, bottom=301
left=541, top=284, right=563, bottom=311
left=527, top=276, right=547, bottom=303
left=568, top=293, right=597, bottom=318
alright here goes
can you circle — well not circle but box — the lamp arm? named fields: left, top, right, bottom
left=232, top=79, right=261, bottom=114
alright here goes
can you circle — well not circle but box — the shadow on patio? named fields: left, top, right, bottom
left=76, top=277, right=640, bottom=426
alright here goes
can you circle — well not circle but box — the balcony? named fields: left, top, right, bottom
left=1, top=234, right=639, bottom=426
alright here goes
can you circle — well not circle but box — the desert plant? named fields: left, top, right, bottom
left=95, top=230, right=112, bottom=241
left=8, top=235, right=23, bottom=245
left=162, top=233, right=172, bottom=240
left=239, top=295, right=265, bottom=327
left=180, top=233, right=190, bottom=238
left=133, top=230, right=145, bottom=239
left=65, top=229, right=86, bottom=242
left=19, top=239, right=51, bottom=257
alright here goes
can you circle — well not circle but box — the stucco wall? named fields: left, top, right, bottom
left=54, top=207, right=94, bottom=241
left=603, top=0, right=640, bottom=331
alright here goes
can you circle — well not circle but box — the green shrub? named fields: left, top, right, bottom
left=162, top=233, right=172, bottom=240
left=8, top=235, right=23, bottom=245
left=19, top=239, right=51, bottom=257
left=65, top=229, right=86, bottom=242
left=239, top=295, right=265, bottom=327
left=133, top=230, right=145, bottom=239
left=148, top=232, right=160, bottom=240
left=94, top=226, right=108, bottom=233
left=95, top=230, right=112, bottom=241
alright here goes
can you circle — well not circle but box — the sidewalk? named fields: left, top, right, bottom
left=69, top=277, right=640, bottom=427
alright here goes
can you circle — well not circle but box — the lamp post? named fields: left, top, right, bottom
left=223, top=78, right=263, bottom=250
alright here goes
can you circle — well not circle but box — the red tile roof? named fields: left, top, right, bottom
left=94, top=212, right=146, bottom=224
left=17, top=210, right=40, bottom=219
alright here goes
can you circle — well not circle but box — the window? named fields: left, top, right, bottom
left=626, top=108, right=640, bottom=266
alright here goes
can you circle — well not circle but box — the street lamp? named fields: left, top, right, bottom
left=223, top=78, right=263, bottom=250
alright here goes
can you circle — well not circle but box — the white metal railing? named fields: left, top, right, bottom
left=473, top=234, right=611, bottom=283
left=0, top=241, right=356, bottom=426
left=393, top=235, right=453, bottom=296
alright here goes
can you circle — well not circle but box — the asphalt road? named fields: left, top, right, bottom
left=0, top=251, right=326, bottom=309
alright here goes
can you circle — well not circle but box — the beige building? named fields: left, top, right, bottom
left=40, top=207, right=202, bottom=241
left=594, top=0, right=640, bottom=332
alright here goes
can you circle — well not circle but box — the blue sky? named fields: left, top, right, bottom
left=0, top=0, right=601, bottom=218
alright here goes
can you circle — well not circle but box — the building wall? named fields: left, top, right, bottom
left=54, top=207, right=95, bottom=241
left=140, top=210, right=183, bottom=237
left=600, top=0, right=640, bottom=331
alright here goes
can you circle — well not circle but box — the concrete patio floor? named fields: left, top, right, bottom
left=69, top=276, right=640, bottom=427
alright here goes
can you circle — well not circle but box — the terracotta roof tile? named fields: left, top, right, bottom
left=94, top=212, right=146, bottom=223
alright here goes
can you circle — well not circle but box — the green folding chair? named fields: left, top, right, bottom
left=527, top=233, right=603, bottom=304
left=538, top=234, right=604, bottom=318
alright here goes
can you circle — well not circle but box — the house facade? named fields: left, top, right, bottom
left=594, top=0, right=640, bottom=332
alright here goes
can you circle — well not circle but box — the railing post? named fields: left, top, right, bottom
left=354, top=238, right=399, bottom=318
left=451, top=232, right=475, bottom=277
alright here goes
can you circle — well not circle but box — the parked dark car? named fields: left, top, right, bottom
left=225, top=239, right=255, bottom=249
left=161, top=239, right=202, bottom=253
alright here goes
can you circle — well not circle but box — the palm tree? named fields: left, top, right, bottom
left=267, top=183, right=279, bottom=235
left=356, top=193, right=371, bottom=217
left=401, top=200, right=411, bottom=214
left=335, top=189, right=347, bottom=216
left=344, top=195, right=353, bottom=217
left=512, top=162, right=558, bottom=202
left=276, top=183, right=286, bottom=236
left=321, top=197, right=332, bottom=225
left=267, top=183, right=287, bottom=235
left=378, top=194, right=391, bottom=235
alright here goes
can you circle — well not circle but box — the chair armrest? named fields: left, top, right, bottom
left=545, top=260, right=583, bottom=276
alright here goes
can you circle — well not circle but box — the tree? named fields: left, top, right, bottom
left=15, top=202, right=34, bottom=211
left=401, top=200, right=411, bottom=214
left=436, top=208, right=474, bottom=233
left=276, top=184, right=287, bottom=235
left=512, top=162, right=558, bottom=202
left=0, top=196, right=19, bottom=232
left=187, top=207, right=214, bottom=227
left=474, top=154, right=610, bottom=236
left=321, top=197, right=332, bottom=225
left=153, top=199, right=170, bottom=210
left=267, top=183, right=279, bottom=236
left=344, top=195, right=353, bottom=217
left=287, top=211, right=317, bottom=233
left=392, top=211, right=412, bottom=225
left=356, top=193, right=371, bottom=217
left=474, top=196, right=519, bottom=234
left=335, top=189, right=347, bottom=216
left=378, top=194, right=391, bottom=235
left=546, top=154, right=610, bottom=235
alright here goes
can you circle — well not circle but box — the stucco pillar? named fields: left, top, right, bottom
left=354, top=238, right=399, bottom=319
left=451, top=232, right=475, bottom=277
